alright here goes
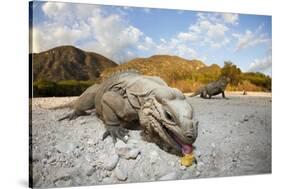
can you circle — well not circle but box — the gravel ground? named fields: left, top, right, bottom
left=30, top=92, right=272, bottom=188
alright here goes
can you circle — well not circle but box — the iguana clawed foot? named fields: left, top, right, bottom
left=58, top=111, right=91, bottom=121
left=102, top=126, right=129, bottom=143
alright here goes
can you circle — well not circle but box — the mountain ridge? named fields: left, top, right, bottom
left=32, top=45, right=118, bottom=82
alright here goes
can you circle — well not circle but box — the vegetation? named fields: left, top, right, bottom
left=32, top=54, right=271, bottom=97
left=33, top=80, right=95, bottom=97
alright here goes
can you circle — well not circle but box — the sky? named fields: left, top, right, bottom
left=30, top=1, right=272, bottom=75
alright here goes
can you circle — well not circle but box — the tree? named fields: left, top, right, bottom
left=221, top=61, right=241, bottom=85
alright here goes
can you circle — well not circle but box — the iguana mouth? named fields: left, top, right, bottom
left=161, top=124, right=193, bottom=154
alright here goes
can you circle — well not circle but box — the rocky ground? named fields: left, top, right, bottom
left=30, top=92, right=272, bottom=188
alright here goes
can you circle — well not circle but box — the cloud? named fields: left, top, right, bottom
left=177, top=32, right=198, bottom=42
left=154, top=38, right=197, bottom=59
left=233, top=24, right=271, bottom=51
left=248, top=55, right=272, bottom=75
left=221, top=13, right=239, bottom=25
left=33, top=2, right=201, bottom=62
left=33, top=2, right=145, bottom=63
left=179, top=12, right=233, bottom=49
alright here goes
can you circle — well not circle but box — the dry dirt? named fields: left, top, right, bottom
left=30, top=92, right=272, bottom=188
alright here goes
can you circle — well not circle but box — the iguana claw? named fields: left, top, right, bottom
left=102, top=126, right=129, bottom=143
left=58, top=111, right=91, bottom=121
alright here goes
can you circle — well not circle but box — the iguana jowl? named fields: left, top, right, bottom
left=54, top=71, right=198, bottom=154
left=189, top=76, right=230, bottom=99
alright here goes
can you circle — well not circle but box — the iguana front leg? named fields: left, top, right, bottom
left=100, top=91, right=138, bottom=143
left=222, top=91, right=229, bottom=99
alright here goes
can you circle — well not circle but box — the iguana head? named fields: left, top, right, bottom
left=139, top=87, right=198, bottom=154
left=220, top=76, right=231, bottom=84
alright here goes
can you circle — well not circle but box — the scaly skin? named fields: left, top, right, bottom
left=189, top=76, right=230, bottom=99
left=53, top=71, right=198, bottom=154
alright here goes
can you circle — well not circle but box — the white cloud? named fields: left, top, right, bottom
left=155, top=38, right=197, bottom=59
left=180, top=12, right=232, bottom=49
left=221, top=13, right=239, bottom=25
left=248, top=55, right=272, bottom=75
left=42, top=2, right=66, bottom=17
left=33, top=2, right=146, bottom=63
left=33, top=2, right=201, bottom=62
left=233, top=25, right=271, bottom=51
left=177, top=32, right=198, bottom=42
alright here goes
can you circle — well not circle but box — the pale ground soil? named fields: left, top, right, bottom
left=30, top=92, right=272, bottom=188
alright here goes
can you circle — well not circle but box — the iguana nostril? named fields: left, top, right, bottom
left=186, top=135, right=193, bottom=140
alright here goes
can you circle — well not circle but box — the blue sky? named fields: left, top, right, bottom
left=31, top=1, right=272, bottom=75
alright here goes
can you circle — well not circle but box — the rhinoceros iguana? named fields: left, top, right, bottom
left=189, top=76, right=230, bottom=99
left=52, top=71, right=198, bottom=154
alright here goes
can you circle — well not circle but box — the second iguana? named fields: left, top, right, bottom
left=189, top=76, right=230, bottom=99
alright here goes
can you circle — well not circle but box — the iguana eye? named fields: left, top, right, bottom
left=165, top=110, right=174, bottom=122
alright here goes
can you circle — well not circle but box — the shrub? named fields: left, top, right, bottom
left=33, top=80, right=95, bottom=97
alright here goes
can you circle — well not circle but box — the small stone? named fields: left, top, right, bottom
left=103, top=154, right=119, bottom=171
left=150, top=151, right=160, bottom=164
left=115, top=167, right=128, bottom=181
left=42, top=158, right=48, bottom=164
left=243, top=115, right=249, bottom=122
left=211, top=143, right=216, bottom=148
left=87, top=139, right=95, bottom=145
left=195, top=150, right=201, bottom=157
left=159, top=172, right=178, bottom=181
left=195, top=171, right=201, bottom=177
left=128, top=148, right=141, bottom=159
left=56, top=143, right=75, bottom=154
left=54, top=179, right=72, bottom=187
left=196, top=162, right=204, bottom=171
left=249, top=130, right=254, bottom=134
left=115, top=141, right=130, bottom=158
left=79, top=120, right=86, bottom=125
left=180, top=166, right=186, bottom=170
left=123, top=135, right=129, bottom=141
left=86, top=167, right=95, bottom=177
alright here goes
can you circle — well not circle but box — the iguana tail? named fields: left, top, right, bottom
left=48, top=101, right=75, bottom=110
left=189, top=88, right=203, bottom=97
left=38, top=100, right=75, bottom=110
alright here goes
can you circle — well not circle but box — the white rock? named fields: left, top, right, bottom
left=150, top=151, right=160, bottom=164
left=115, top=140, right=127, bottom=149
left=42, top=158, right=48, bottom=164
left=56, top=143, right=75, bottom=154
left=115, top=167, right=128, bottom=181
left=211, top=143, right=216, bottom=148
left=196, top=162, right=205, bottom=171
left=115, top=140, right=140, bottom=159
left=159, top=172, right=178, bottom=181
left=128, top=148, right=141, bottom=159
left=180, top=166, right=186, bottom=170
left=195, top=150, right=202, bottom=157
left=103, top=154, right=119, bottom=171
left=79, top=120, right=86, bottom=125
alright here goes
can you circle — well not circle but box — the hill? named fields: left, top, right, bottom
left=32, top=45, right=117, bottom=82
left=101, top=55, right=206, bottom=83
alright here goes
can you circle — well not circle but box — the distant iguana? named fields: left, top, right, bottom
left=51, top=71, right=198, bottom=154
left=189, top=76, right=230, bottom=99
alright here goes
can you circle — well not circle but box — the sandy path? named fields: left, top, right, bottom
left=30, top=93, right=272, bottom=188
